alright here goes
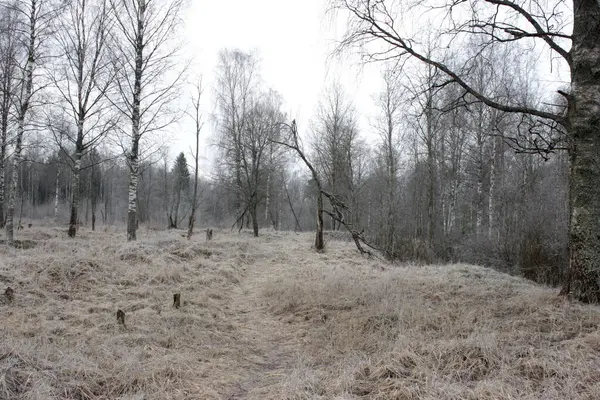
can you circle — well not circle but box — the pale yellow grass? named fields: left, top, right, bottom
left=1, top=227, right=599, bottom=399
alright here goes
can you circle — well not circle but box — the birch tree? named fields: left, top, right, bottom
left=373, top=66, right=403, bottom=255
left=4, top=0, right=57, bottom=243
left=331, top=0, right=598, bottom=301
left=310, top=82, right=359, bottom=231
left=52, top=0, right=113, bottom=237
left=187, top=79, right=203, bottom=239
left=0, top=5, right=18, bottom=228
left=110, top=0, right=186, bottom=241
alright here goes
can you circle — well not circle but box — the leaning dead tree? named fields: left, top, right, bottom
left=272, top=121, right=324, bottom=249
left=273, top=120, right=382, bottom=256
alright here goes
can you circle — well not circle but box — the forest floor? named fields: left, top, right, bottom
left=1, top=226, right=600, bottom=399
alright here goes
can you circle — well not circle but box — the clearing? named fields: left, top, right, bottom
left=1, top=227, right=600, bottom=399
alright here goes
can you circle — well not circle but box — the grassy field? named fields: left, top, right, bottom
left=1, top=226, right=600, bottom=399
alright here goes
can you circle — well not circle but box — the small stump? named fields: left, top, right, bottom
left=116, top=309, right=126, bottom=327
left=173, top=293, right=181, bottom=309
left=5, top=287, right=14, bottom=303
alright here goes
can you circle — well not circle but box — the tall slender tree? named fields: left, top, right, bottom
left=187, top=79, right=203, bottom=239
left=109, top=0, right=186, bottom=241
left=5, top=0, right=57, bottom=242
left=52, top=0, right=114, bottom=237
left=0, top=5, right=18, bottom=228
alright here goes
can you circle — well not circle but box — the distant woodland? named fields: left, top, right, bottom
left=1, top=0, right=598, bottom=300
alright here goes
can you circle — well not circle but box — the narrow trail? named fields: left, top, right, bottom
left=209, top=239, right=307, bottom=399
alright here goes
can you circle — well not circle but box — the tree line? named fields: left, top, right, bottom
left=1, top=0, right=598, bottom=302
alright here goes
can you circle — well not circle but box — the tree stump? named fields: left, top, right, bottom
left=173, top=293, right=181, bottom=309
left=5, top=287, right=14, bottom=303
left=206, top=228, right=213, bottom=241
left=116, top=309, right=126, bottom=327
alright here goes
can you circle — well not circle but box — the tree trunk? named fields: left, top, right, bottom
left=68, top=154, right=82, bottom=237
left=127, top=152, right=139, bottom=241
left=127, top=0, right=144, bottom=241
left=250, top=198, right=259, bottom=237
left=6, top=4, right=35, bottom=242
left=563, top=0, right=600, bottom=302
left=0, top=115, right=6, bottom=229
left=188, top=125, right=200, bottom=240
left=5, top=118, right=23, bottom=243
left=54, top=163, right=60, bottom=223
left=91, top=194, right=96, bottom=231
left=315, top=190, right=324, bottom=250
left=488, top=136, right=497, bottom=239
left=425, top=94, right=436, bottom=252
left=173, top=188, right=181, bottom=229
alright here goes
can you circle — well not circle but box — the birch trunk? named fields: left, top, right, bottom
left=488, top=136, right=497, bottom=239
left=68, top=154, right=82, bottom=237
left=0, top=111, right=6, bottom=228
left=188, top=116, right=200, bottom=239
left=425, top=95, right=436, bottom=251
left=6, top=0, right=36, bottom=243
left=0, top=83, right=9, bottom=229
left=5, top=119, right=23, bottom=243
left=126, top=0, right=145, bottom=241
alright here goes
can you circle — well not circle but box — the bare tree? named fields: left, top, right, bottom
left=273, top=121, right=325, bottom=250
left=311, top=82, right=359, bottom=231
left=373, top=65, right=403, bottom=255
left=331, top=0, right=600, bottom=301
left=214, top=49, right=259, bottom=231
left=109, top=0, right=186, bottom=241
left=51, top=0, right=114, bottom=237
left=187, top=79, right=203, bottom=239
left=4, top=0, right=58, bottom=243
left=215, top=50, right=285, bottom=237
left=0, top=4, right=18, bottom=228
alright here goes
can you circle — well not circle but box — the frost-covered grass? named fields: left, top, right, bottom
left=1, top=226, right=599, bottom=399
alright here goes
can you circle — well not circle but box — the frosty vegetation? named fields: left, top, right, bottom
left=0, top=1, right=599, bottom=395
left=1, top=228, right=600, bottom=399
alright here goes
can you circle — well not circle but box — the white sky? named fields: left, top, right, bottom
left=171, top=0, right=570, bottom=172
left=173, top=0, right=380, bottom=169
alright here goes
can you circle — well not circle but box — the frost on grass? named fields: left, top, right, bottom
left=261, top=244, right=600, bottom=399
left=0, top=227, right=243, bottom=399
left=1, top=227, right=600, bottom=399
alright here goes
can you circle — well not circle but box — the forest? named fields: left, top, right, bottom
left=1, top=0, right=600, bottom=399
left=0, top=0, right=582, bottom=291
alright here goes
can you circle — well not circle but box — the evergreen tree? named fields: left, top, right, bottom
left=169, top=152, right=190, bottom=228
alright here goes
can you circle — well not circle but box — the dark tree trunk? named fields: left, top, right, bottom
left=563, top=0, right=600, bottom=302
left=250, top=199, right=259, bottom=237
left=315, top=189, right=324, bottom=250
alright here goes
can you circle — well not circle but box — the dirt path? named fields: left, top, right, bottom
left=209, top=242, right=305, bottom=399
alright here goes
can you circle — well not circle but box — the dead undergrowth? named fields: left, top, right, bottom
left=1, top=226, right=599, bottom=399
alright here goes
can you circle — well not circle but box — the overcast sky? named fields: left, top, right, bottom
left=172, top=0, right=570, bottom=172
left=173, top=0, right=380, bottom=169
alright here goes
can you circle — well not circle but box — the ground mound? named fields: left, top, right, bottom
left=0, top=227, right=599, bottom=399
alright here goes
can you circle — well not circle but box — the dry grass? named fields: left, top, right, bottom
left=1, top=227, right=600, bottom=399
